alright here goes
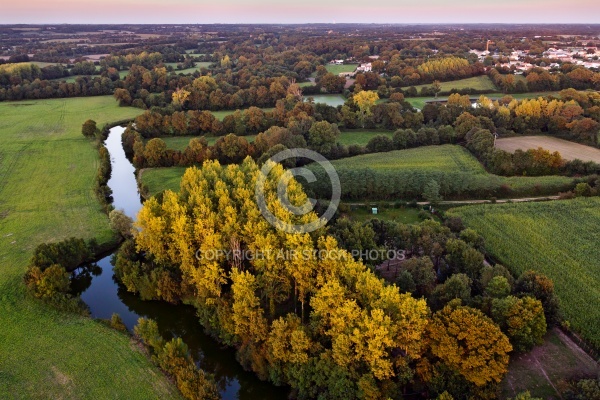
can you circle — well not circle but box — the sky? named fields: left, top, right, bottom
left=1, top=0, right=600, bottom=24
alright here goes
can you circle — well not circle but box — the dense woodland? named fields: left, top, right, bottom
left=108, top=159, right=557, bottom=399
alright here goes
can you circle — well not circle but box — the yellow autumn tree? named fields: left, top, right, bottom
left=420, top=303, right=512, bottom=387
left=172, top=88, right=191, bottom=107
left=353, top=90, right=379, bottom=128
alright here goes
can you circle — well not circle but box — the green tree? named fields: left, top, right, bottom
left=491, top=295, right=547, bottom=352
left=485, top=276, right=511, bottom=298
left=515, top=270, right=560, bottom=325
left=110, top=313, right=127, bottom=332
left=366, top=135, right=394, bottom=153
left=403, top=256, right=437, bottom=297
left=144, top=138, right=168, bottom=167
left=307, top=121, right=340, bottom=154
left=423, top=179, right=442, bottom=204
left=430, top=273, right=472, bottom=310
left=82, top=119, right=98, bottom=138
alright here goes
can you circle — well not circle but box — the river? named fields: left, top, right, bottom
left=79, top=126, right=287, bottom=400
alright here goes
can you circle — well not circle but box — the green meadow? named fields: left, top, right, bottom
left=0, top=97, right=181, bottom=399
left=410, top=75, right=497, bottom=93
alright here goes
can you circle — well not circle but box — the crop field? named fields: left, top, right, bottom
left=411, top=75, right=497, bottom=93
left=496, top=135, right=600, bottom=162
left=448, top=198, right=600, bottom=348
left=0, top=97, right=181, bottom=398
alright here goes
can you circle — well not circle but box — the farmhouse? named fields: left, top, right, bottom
left=356, top=63, right=372, bottom=72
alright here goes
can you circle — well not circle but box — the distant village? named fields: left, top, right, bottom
left=330, top=38, right=600, bottom=78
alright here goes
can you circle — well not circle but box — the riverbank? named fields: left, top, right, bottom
left=78, top=126, right=288, bottom=400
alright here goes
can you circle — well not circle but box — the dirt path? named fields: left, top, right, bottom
left=503, top=328, right=598, bottom=399
left=345, top=196, right=561, bottom=207
left=417, top=195, right=561, bottom=206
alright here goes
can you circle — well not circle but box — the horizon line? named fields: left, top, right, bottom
left=2, top=22, right=600, bottom=26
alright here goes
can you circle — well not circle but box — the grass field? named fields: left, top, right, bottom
left=158, top=134, right=257, bottom=150
left=448, top=198, right=600, bottom=348
left=157, top=130, right=392, bottom=151
left=314, top=64, right=358, bottom=76
left=503, top=328, right=598, bottom=398
left=308, top=94, right=347, bottom=107
left=411, top=75, right=497, bottom=93
left=0, top=97, right=181, bottom=399
left=210, top=107, right=275, bottom=121
left=343, top=206, right=423, bottom=224
left=405, top=91, right=562, bottom=110
left=338, top=130, right=394, bottom=146
left=496, top=135, right=600, bottom=162
left=140, top=167, right=187, bottom=197
left=166, top=62, right=212, bottom=74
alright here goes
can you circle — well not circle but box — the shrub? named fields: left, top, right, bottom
left=82, top=119, right=98, bottom=138
left=109, top=209, right=134, bottom=238
left=30, top=237, right=93, bottom=272
left=134, top=318, right=219, bottom=400
left=110, top=313, right=127, bottom=332
left=24, top=265, right=70, bottom=300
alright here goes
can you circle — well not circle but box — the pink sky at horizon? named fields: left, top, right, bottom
left=2, top=0, right=599, bottom=24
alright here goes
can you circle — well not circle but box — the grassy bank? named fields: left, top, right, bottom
left=0, top=97, right=181, bottom=398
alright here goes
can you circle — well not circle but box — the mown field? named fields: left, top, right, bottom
left=0, top=97, right=181, bottom=399
left=448, top=198, right=600, bottom=348
left=496, top=135, right=600, bottom=162
left=158, top=130, right=394, bottom=151
left=323, top=64, right=358, bottom=75
left=405, top=90, right=561, bottom=109
left=343, top=206, right=423, bottom=224
left=309, top=145, right=575, bottom=200
left=165, top=61, right=212, bottom=74
left=140, top=166, right=187, bottom=197
left=411, top=75, right=497, bottom=93
left=158, top=134, right=256, bottom=150
left=210, top=107, right=275, bottom=121
left=337, top=130, right=393, bottom=146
